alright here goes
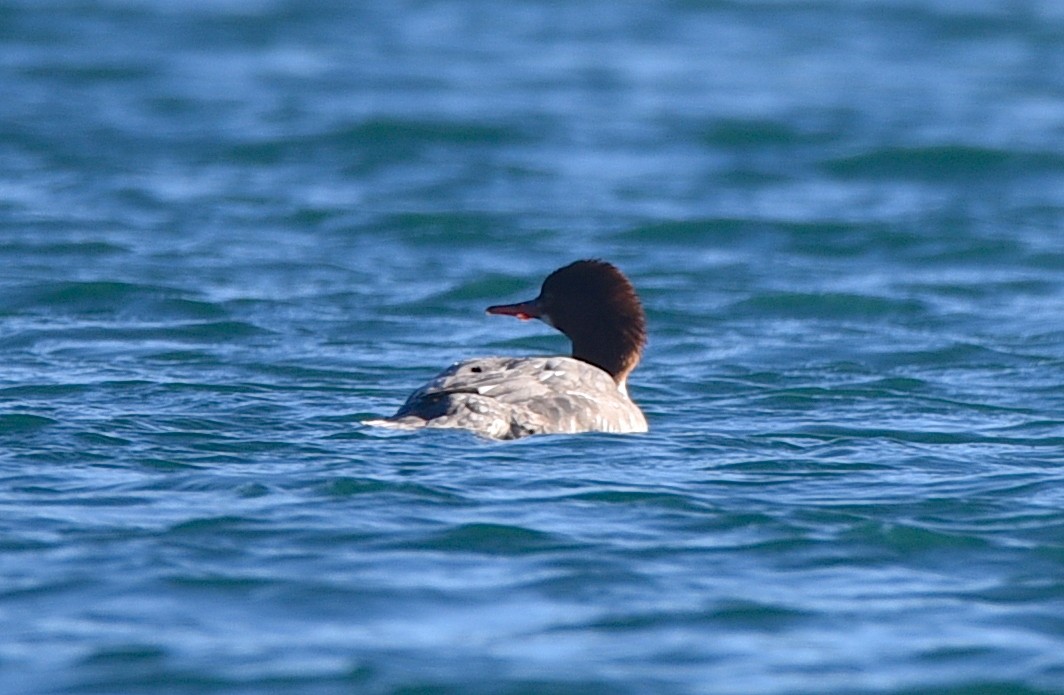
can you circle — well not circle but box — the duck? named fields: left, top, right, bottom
left=366, top=259, right=647, bottom=440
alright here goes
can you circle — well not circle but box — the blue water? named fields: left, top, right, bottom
left=2, top=1, right=1064, bottom=693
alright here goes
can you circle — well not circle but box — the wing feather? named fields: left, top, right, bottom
left=374, top=356, right=646, bottom=439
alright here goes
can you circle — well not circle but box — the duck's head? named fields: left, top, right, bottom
left=487, top=259, right=646, bottom=386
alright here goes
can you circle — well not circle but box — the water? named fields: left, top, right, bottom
left=2, top=1, right=1064, bottom=693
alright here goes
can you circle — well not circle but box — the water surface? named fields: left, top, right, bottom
left=2, top=1, right=1063, bottom=693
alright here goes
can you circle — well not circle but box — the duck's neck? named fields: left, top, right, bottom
left=570, top=329, right=641, bottom=388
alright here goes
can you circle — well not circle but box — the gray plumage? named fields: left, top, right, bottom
left=366, top=356, right=647, bottom=440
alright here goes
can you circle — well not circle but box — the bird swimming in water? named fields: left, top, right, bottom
left=366, top=259, right=647, bottom=440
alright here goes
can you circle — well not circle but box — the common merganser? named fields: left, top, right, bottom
left=366, top=259, right=648, bottom=440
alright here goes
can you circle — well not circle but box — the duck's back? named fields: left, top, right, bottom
left=368, top=356, right=647, bottom=440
